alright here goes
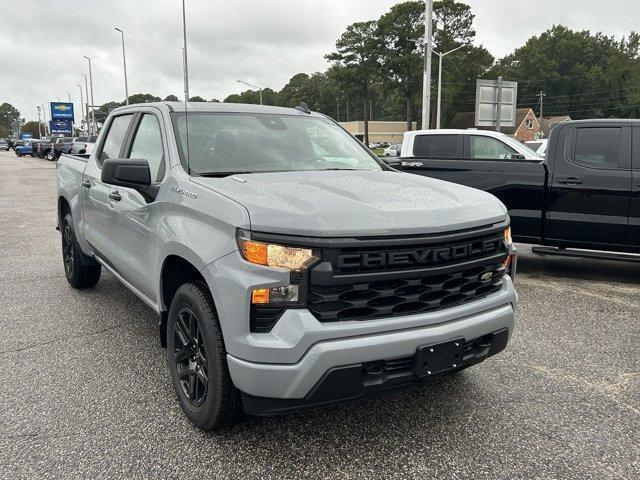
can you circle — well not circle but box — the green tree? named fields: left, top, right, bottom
left=0, top=102, right=20, bottom=137
left=163, top=94, right=180, bottom=101
left=326, top=21, right=380, bottom=145
left=376, top=1, right=423, bottom=130
left=491, top=26, right=640, bottom=120
left=188, top=96, right=207, bottom=102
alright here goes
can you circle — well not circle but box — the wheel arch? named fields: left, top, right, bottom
left=158, top=254, right=210, bottom=348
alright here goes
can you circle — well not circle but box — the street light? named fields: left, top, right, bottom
left=41, top=103, right=48, bottom=136
left=36, top=106, right=42, bottom=138
left=81, top=74, right=90, bottom=135
left=83, top=56, right=96, bottom=135
left=66, top=91, right=71, bottom=102
left=236, top=80, right=263, bottom=105
left=114, top=27, right=129, bottom=104
left=76, top=84, right=85, bottom=134
left=434, top=45, right=466, bottom=129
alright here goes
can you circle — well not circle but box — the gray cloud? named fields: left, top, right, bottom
left=2, top=0, right=639, bottom=122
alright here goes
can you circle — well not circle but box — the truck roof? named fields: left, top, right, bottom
left=110, top=101, right=323, bottom=118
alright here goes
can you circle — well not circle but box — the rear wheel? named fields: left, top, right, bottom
left=61, top=213, right=101, bottom=288
left=15, top=150, right=22, bottom=157
left=167, top=281, right=242, bottom=430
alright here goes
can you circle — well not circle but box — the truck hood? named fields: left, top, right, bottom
left=191, top=171, right=507, bottom=237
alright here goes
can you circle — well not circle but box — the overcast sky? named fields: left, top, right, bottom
left=3, top=0, right=639, bottom=122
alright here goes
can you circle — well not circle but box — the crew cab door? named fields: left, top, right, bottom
left=629, top=126, right=640, bottom=248
left=546, top=123, right=632, bottom=247
left=107, top=111, right=167, bottom=301
left=82, top=113, right=134, bottom=256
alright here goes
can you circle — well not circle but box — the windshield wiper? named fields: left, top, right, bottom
left=196, top=171, right=254, bottom=178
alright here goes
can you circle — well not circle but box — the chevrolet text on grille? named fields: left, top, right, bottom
left=336, top=237, right=503, bottom=269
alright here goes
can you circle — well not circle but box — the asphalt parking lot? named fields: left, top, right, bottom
left=0, top=150, right=638, bottom=479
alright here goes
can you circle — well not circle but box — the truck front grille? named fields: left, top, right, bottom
left=307, top=228, right=507, bottom=323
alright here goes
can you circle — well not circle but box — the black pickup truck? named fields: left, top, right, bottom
left=399, top=120, right=639, bottom=254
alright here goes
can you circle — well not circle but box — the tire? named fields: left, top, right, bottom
left=61, top=213, right=101, bottom=288
left=15, top=150, right=22, bottom=157
left=45, top=150, right=55, bottom=161
left=167, top=281, right=242, bottom=430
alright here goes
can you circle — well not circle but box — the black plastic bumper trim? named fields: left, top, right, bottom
left=241, top=328, right=510, bottom=416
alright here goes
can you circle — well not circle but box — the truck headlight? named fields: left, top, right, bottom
left=237, top=231, right=317, bottom=271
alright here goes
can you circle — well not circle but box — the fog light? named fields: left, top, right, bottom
left=251, top=285, right=299, bottom=304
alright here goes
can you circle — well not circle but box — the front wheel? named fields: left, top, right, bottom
left=15, top=150, right=22, bottom=157
left=167, top=281, right=242, bottom=430
left=61, top=213, right=101, bottom=288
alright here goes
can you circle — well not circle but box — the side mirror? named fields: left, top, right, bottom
left=380, top=156, right=403, bottom=170
left=101, top=158, right=151, bottom=189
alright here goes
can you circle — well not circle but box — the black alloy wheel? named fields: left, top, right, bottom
left=173, top=307, right=209, bottom=407
left=61, top=221, right=74, bottom=277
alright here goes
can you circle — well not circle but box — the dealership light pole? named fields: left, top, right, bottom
left=41, top=103, right=49, bottom=136
left=36, top=106, right=42, bottom=138
left=114, top=27, right=129, bottom=104
left=434, top=45, right=466, bottom=129
left=76, top=84, right=85, bottom=134
left=421, top=0, right=434, bottom=129
left=83, top=56, right=96, bottom=135
left=181, top=0, right=189, bottom=102
left=81, top=74, right=90, bottom=134
left=236, top=80, right=263, bottom=105
left=66, top=91, right=71, bottom=102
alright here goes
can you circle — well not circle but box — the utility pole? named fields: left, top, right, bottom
left=181, top=0, right=190, bottom=102
left=336, top=97, right=340, bottom=122
left=236, top=80, right=263, bottom=105
left=421, top=0, right=434, bottom=129
left=115, top=28, right=129, bottom=104
left=537, top=91, right=546, bottom=122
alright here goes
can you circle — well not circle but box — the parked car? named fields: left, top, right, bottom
left=399, top=121, right=639, bottom=253
left=0, top=140, right=8, bottom=151
left=14, top=141, right=34, bottom=157
left=526, top=139, right=548, bottom=157
left=60, top=137, right=75, bottom=155
left=383, top=143, right=402, bottom=157
left=69, top=135, right=98, bottom=155
left=57, top=102, right=517, bottom=430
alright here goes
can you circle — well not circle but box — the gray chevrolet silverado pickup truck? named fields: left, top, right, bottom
left=57, top=102, right=517, bottom=430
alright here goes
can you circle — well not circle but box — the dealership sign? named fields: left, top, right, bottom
left=50, top=119, right=73, bottom=135
left=50, top=102, right=75, bottom=120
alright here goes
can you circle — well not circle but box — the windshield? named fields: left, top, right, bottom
left=171, top=112, right=382, bottom=175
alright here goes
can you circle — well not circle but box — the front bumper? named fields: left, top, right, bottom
left=227, top=298, right=515, bottom=401
left=202, top=251, right=517, bottom=406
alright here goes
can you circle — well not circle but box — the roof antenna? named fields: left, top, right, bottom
left=295, top=102, right=311, bottom=114
left=181, top=0, right=191, bottom=174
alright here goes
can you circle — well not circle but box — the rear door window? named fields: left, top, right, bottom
left=572, top=127, right=622, bottom=169
left=413, top=134, right=462, bottom=158
left=469, top=135, right=518, bottom=160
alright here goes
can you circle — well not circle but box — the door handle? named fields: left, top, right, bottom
left=109, top=191, right=122, bottom=201
left=557, top=177, right=583, bottom=185
left=81, top=179, right=91, bottom=188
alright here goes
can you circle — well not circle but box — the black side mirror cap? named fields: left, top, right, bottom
left=101, top=158, right=151, bottom=188
left=380, top=156, right=403, bottom=170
